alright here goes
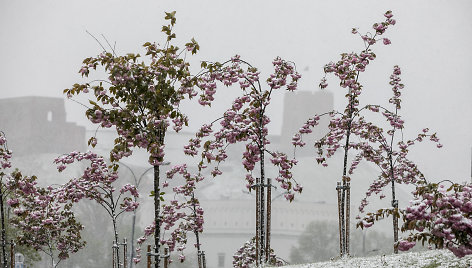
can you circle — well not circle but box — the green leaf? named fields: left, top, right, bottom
left=165, top=11, right=176, bottom=20
left=162, top=26, right=170, bottom=34
left=167, top=33, right=176, bottom=41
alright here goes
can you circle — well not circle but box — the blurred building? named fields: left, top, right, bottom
left=0, top=96, right=86, bottom=155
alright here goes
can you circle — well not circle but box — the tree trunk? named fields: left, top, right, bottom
left=153, top=164, right=161, bottom=268
left=339, top=94, right=354, bottom=257
left=259, top=145, right=265, bottom=264
left=129, top=211, right=137, bottom=268
left=112, top=216, right=120, bottom=268
left=389, top=108, right=399, bottom=254
left=191, top=194, right=202, bottom=268
left=340, top=135, right=351, bottom=257
left=153, top=127, right=165, bottom=268
left=390, top=161, right=398, bottom=254
left=393, top=202, right=399, bottom=253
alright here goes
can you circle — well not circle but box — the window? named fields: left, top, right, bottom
left=217, top=253, right=225, bottom=267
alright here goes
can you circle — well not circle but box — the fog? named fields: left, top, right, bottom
left=1, top=0, right=471, bottom=180
left=0, top=0, right=471, bottom=267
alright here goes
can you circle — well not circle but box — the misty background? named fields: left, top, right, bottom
left=1, top=0, right=471, bottom=181
left=0, top=0, right=471, bottom=267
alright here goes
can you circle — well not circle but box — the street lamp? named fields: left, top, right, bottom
left=118, top=161, right=170, bottom=268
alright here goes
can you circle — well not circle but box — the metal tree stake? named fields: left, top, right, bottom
left=265, top=178, right=272, bottom=262
left=8, top=241, right=13, bottom=268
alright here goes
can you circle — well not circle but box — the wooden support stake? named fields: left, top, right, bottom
left=112, top=241, right=116, bottom=268
left=255, top=181, right=260, bottom=266
left=265, top=178, right=272, bottom=263
left=163, top=248, right=168, bottom=268
left=345, top=182, right=350, bottom=256
left=123, top=238, right=127, bottom=268
left=201, top=251, right=206, bottom=268
left=260, top=179, right=265, bottom=264
left=197, top=251, right=202, bottom=268
left=9, top=240, right=14, bottom=268
left=336, top=182, right=343, bottom=256
left=147, top=245, right=152, bottom=268
left=392, top=200, right=399, bottom=254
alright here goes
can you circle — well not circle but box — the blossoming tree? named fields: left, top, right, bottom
left=1, top=132, right=85, bottom=268
left=184, top=55, right=302, bottom=265
left=352, top=65, right=441, bottom=253
left=6, top=172, right=85, bottom=268
left=64, top=11, right=202, bottom=267
left=54, top=151, right=139, bottom=267
left=292, top=11, right=396, bottom=257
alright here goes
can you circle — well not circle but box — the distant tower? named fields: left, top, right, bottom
left=280, top=90, right=334, bottom=156
left=0, top=96, right=85, bottom=155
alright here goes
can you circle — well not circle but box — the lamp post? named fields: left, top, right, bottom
left=118, top=162, right=170, bottom=268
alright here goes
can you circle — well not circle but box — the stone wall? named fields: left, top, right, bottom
left=0, top=96, right=85, bottom=155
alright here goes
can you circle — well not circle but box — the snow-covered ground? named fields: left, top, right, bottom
left=282, top=250, right=472, bottom=268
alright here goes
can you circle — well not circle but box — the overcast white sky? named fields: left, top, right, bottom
left=1, top=0, right=471, bottom=181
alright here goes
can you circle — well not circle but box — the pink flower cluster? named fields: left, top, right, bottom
left=399, top=182, right=472, bottom=257
left=270, top=152, right=301, bottom=201
left=198, top=55, right=300, bottom=107
left=232, top=237, right=283, bottom=267
left=318, top=10, right=395, bottom=104
left=185, top=56, right=302, bottom=199
left=0, top=133, right=12, bottom=170
left=356, top=11, right=395, bottom=46
left=267, top=57, right=301, bottom=91
left=54, top=151, right=139, bottom=215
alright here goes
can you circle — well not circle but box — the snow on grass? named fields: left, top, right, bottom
left=281, top=250, right=472, bottom=268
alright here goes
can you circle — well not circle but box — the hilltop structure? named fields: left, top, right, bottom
left=0, top=96, right=86, bottom=155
